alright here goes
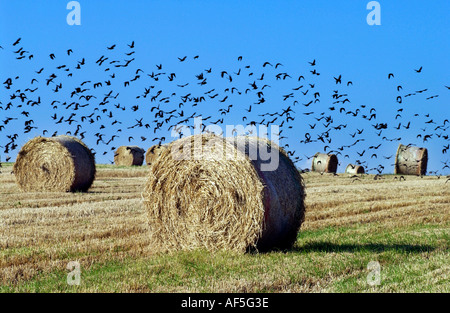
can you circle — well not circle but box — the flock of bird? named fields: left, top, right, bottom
left=1, top=37, right=449, bottom=178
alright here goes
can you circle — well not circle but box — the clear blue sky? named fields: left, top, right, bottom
left=1, top=0, right=449, bottom=174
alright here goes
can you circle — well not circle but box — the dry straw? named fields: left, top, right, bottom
left=143, top=134, right=305, bottom=253
left=394, top=143, right=428, bottom=175
left=311, top=152, right=338, bottom=173
left=345, top=164, right=365, bottom=174
left=145, top=144, right=168, bottom=166
left=13, top=135, right=96, bottom=192
left=114, top=146, right=145, bottom=166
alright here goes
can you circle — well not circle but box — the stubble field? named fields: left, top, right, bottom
left=0, top=163, right=449, bottom=292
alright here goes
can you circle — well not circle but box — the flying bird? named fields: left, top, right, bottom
left=13, top=37, right=21, bottom=46
left=334, top=75, right=342, bottom=84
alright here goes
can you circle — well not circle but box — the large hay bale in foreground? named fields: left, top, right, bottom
left=146, top=144, right=168, bottom=166
left=13, top=135, right=96, bottom=192
left=143, top=134, right=305, bottom=253
left=394, top=144, right=428, bottom=175
left=311, top=153, right=338, bottom=173
left=345, top=164, right=365, bottom=174
left=114, top=146, right=145, bottom=166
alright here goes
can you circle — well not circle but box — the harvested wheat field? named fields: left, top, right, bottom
left=0, top=163, right=448, bottom=292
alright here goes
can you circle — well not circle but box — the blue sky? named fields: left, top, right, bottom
left=1, top=1, right=449, bottom=174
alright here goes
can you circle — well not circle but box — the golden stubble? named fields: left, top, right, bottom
left=0, top=166, right=448, bottom=290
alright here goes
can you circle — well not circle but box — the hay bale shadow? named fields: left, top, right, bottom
left=293, top=241, right=435, bottom=254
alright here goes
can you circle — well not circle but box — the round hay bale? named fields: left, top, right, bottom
left=114, top=146, right=145, bottom=166
left=143, top=134, right=305, bottom=253
left=13, top=135, right=96, bottom=192
left=311, top=153, right=338, bottom=173
left=394, top=144, right=428, bottom=175
left=345, top=164, right=365, bottom=174
left=146, top=144, right=168, bottom=166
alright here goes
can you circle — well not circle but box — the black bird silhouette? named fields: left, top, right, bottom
left=13, top=38, right=21, bottom=46
left=414, top=66, right=423, bottom=73
left=334, top=75, right=342, bottom=84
